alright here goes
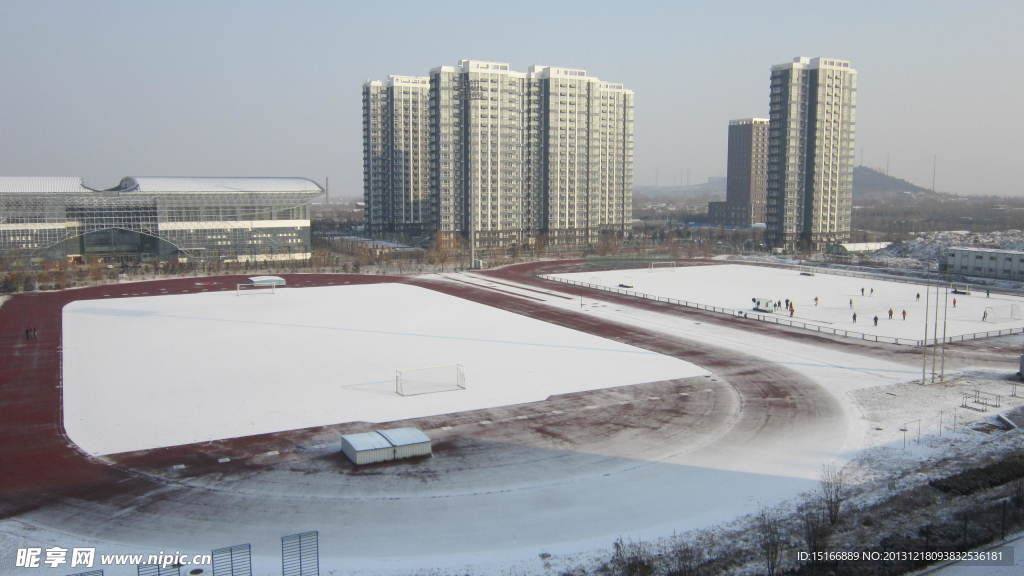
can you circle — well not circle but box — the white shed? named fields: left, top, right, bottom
left=340, top=431, right=393, bottom=465
left=377, top=427, right=432, bottom=460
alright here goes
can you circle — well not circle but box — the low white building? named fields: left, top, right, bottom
left=341, top=427, right=432, bottom=465
left=377, top=427, right=432, bottom=460
left=340, top=431, right=394, bottom=466
left=945, top=247, right=1024, bottom=282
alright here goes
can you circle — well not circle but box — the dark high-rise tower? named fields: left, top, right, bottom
left=708, top=118, right=769, bottom=227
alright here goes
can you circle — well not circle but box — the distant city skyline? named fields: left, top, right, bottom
left=0, top=0, right=1021, bottom=197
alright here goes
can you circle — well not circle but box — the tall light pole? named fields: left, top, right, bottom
left=931, top=285, right=941, bottom=383
left=922, top=285, right=930, bottom=384
left=940, top=285, right=949, bottom=381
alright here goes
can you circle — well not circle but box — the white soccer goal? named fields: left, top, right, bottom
left=236, top=283, right=278, bottom=295
left=395, top=364, right=467, bottom=396
left=649, top=261, right=677, bottom=271
left=982, top=304, right=1022, bottom=322
left=951, top=283, right=972, bottom=295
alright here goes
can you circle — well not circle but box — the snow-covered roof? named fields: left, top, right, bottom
left=948, top=246, right=1024, bottom=256
left=341, top=431, right=392, bottom=451
left=841, top=242, right=891, bottom=253
left=246, top=276, right=286, bottom=286
left=115, top=177, right=322, bottom=195
left=377, top=427, right=431, bottom=447
left=0, top=177, right=90, bottom=194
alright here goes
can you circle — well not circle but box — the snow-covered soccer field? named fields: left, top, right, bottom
left=552, top=264, right=1024, bottom=342
left=61, top=283, right=704, bottom=455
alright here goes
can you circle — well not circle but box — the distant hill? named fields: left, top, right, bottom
left=636, top=167, right=939, bottom=203
left=853, top=166, right=939, bottom=201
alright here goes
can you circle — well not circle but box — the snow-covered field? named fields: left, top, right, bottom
left=5, top=270, right=1015, bottom=576
left=552, top=264, right=1024, bottom=341
left=62, top=283, right=704, bottom=455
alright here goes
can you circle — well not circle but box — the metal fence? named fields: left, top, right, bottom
left=540, top=275, right=1024, bottom=347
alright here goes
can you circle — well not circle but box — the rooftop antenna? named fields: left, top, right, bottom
left=325, top=176, right=330, bottom=204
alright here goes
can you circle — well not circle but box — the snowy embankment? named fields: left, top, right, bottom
left=874, top=229, right=1024, bottom=264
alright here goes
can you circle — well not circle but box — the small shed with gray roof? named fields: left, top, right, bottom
left=340, top=427, right=432, bottom=465
left=377, top=427, right=432, bottom=459
left=340, top=431, right=394, bottom=466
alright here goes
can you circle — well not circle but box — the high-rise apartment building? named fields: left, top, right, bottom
left=363, top=60, right=634, bottom=250
left=765, top=57, right=857, bottom=251
left=708, top=118, right=769, bottom=227
left=362, top=75, right=431, bottom=236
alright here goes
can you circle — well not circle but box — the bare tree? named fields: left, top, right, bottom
left=757, top=507, right=782, bottom=576
left=609, top=537, right=655, bottom=576
left=800, top=501, right=831, bottom=562
left=667, top=541, right=704, bottom=576
left=821, top=463, right=846, bottom=525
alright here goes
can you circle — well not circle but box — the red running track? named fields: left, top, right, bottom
left=0, top=274, right=401, bottom=516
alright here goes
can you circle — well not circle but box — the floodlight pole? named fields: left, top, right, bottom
left=925, top=284, right=933, bottom=383
left=931, top=284, right=940, bottom=383
left=940, top=285, right=949, bottom=381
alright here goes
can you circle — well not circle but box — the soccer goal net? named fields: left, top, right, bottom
left=395, top=364, right=467, bottom=396
left=649, top=261, right=677, bottom=271
left=982, top=304, right=1022, bottom=322
left=951, top=283, right=971, bottom=295
left=236, top=283, right=278, bottom=295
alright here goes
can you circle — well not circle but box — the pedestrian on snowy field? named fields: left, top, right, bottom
left=873, top=315, right=878, bottom=326
left=814, top=296, right=819, bottom=306
left=888, top=308, right=894, bottom=320
left=916, top=293, right=920, bottom=302
left=982, top=310, right=989, bottom=321
left=852, top=312, right=857, bottom=324
left=902, top=309, right=907, bottom=320
left=870, top=288, right=874, bottom=296
left=861, top=287, right=865, bottom=296
left=953, top=297, right=957, bottom=308
left=849, top=298, right=853, bottom=309
left=986, top=289, right=991, bottom=298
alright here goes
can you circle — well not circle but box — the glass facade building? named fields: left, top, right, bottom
left=0, top=176, right=322, bottom=264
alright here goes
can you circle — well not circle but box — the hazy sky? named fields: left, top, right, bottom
left=1, top=0, right=1021, bottom=197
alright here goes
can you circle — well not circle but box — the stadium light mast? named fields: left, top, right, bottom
left=940, top=285, right=949, bottom=381
left=922, top=286, right=930, bottom=384
left=931, top=284, right=941, bottom=383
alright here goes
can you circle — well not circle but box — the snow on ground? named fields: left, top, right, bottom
left=460, top=272, right=919, bottom=475
left=874, top=229, right=1024, bottom=264
left=61, top=283, right=704, bottom=455
left=551, top=264, right=1024, bottom=342
left=9, top=272, right=1017, bottom=576
left=922, top=532, right=1024, bottom=575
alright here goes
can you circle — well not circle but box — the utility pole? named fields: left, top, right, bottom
left=940, top=285, right=949, bottom=381
left=922, top=286, right=930, bottom=384
left=931, top=285, right=940, bottom=383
